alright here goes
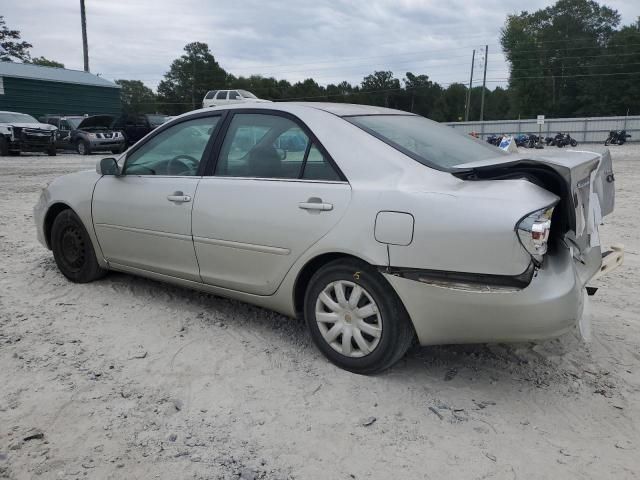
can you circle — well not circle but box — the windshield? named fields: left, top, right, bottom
left=0, top=112, right=39, bottom=123
left=147, top=114, right=168, bottom=127
left=238, top=90, right=257, bottom=99
left=347, top=115, right=507, bottom=170
left=66, top=117, right=84, bottom=129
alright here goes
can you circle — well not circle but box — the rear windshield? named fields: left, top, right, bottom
left=347, top=114, right=507, bottom=170
left=238, top=90, right=257, bottom=99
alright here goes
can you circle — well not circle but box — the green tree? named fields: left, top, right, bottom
left=157, top=42, right=229, bottom=114
left=402, top=73, right=442, bottom=118
left=29, top=56, right=64, bottom=68
left=501, top=0, right=622, bottom=117
left=0, top=15, right=32, bottom=62
left=361, top=71, right=400, bottom=107
left=115, top=79, right=157, bottom=113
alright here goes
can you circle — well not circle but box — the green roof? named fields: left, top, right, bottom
left=0, top=61, right=119, bottom=88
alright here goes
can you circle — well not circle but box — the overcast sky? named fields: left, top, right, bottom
left=4, top=0, right=640, bottom=90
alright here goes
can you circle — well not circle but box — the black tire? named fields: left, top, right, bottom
left=304, top=258, right=415, bottom=374
left=76, top=140, right=91, bottom=155
left=0, top=136, right=8, bottom=156
left=570, top=139, right=577, bottom=147
left=47, top=145, right=57, bottom=156
left=51, top=209, right=107, bottom=283
left=605, top=138, right=611, bottom=146
left=111, top=146, right=125, bottom=154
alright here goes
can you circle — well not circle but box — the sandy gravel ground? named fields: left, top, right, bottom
left=0, top=145, right=638, bottom=480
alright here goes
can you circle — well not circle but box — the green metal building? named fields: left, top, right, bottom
left=0, top=62, right=120, bottom=118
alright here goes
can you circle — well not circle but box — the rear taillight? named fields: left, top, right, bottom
left=516, top=206, right=555, bottom=264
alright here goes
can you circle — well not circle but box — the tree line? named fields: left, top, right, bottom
left=118, top=42, right=511, bottom=122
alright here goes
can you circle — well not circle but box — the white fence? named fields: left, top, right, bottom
left=447, top=115, right=640, bottom=143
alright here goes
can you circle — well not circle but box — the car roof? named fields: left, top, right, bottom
left=194, top=102, right=414, bottom=117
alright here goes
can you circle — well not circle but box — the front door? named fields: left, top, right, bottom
left=92, top=114, right=222, bottom=281
left=192, top=112, right=351, bottom=295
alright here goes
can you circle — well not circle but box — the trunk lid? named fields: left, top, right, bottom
left=453, top=149, right=615, bottom=256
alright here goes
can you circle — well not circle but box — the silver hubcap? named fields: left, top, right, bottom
left=315, top=280, right=382, bottom=358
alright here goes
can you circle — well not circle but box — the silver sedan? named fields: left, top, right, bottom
left=34, top=103, right=622, bottom=373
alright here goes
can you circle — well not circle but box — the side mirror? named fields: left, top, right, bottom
left=97, top=157, right=120, bottom=176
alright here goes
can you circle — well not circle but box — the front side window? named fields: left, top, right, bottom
left=229, top=91, right=240, bottom=100
left=216, top=91, right=227, bottom=100
left=124, top=116, right=220, bottom=176
left=214, top=113, right=341, bottom=181
left=347, top=115, right=507, bottom=170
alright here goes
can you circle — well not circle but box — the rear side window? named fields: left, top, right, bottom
left=205, top=90, right=217, bottom=99
left=347, top=115, right=507, bottom=170
left=302, top=145, right=341, bottom=181
left=214, top=113, right=342, bottom=181
left=216, top=91, right=227, bottom=100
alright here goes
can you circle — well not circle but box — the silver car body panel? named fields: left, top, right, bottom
left=34, top=102, right=617, bottom=346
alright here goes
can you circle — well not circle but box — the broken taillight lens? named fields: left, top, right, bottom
left=516, top=206, right=555, bottom=264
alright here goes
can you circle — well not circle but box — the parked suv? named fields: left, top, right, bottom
left=202, top=89, right=271, bottom=108
left=42, top=114, right=126, bottom=155
left=0, top=111, right=57, bottom=156
left=112, top=113, right=169, bottom=145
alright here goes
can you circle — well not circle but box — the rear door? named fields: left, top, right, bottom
left=92, top=113, right=223, bottom=280
left=215, top=90, right=229, bottom=106
left=192, top=111, right=351, bottom=295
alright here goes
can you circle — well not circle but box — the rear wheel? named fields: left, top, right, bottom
left=51, top=209, right=107, bottom=283
left=304, top=259, right=415, bottom=374
left=76, top=140, right=90, bottom=155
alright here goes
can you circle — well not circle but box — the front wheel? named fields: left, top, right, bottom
left=570, top=139, right=577, bottom=147
left=51, top=209, right=107, bottom=283
left=47, top=145, right=57, bottom=156
left=605, top=138, right=611, bottom=146
left=304, top=259, right=415, bottom=374
left=76, top=140, right=91, bottom=155
left=0, top=136, right=8, bottom=156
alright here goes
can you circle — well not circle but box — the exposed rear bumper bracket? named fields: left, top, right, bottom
left=592, top=244, right=624, bottom=282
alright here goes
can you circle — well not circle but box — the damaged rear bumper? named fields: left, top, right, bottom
left=385, top=244, right=622, bottom=346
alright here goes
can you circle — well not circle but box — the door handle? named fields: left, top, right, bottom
left=167, top=191, right=192, bottom=203
left=298, top=199, right=333, bottom=211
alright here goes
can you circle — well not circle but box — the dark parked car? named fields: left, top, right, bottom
left=42, top=114, right=126, bottom=155
left=112, top=113, right=169, bottom=145
left=0, top=111, right=57, bottom=156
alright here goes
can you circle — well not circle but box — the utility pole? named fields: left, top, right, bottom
left=479, top=45, right=488, bottom=121
left=464, top=49, right=475, bottom=122
left=80, top=0, right=89, bottom=72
